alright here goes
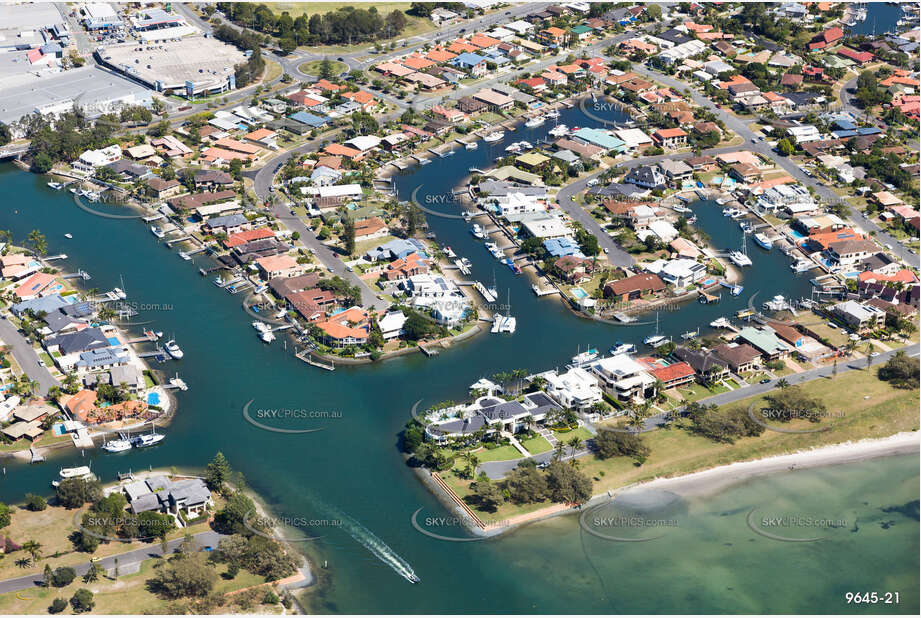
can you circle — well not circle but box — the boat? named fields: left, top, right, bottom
left=728, top=251, right=752, bottom=267
left=69, top=187, right=78, bottom=194
left=763, top=294, right=793, bottom=312
left=131, top=431, right=165, bottom=448
left=505, top=142, right=522, bottom=153
left=609, top=342, right=636, bottom=356
left=165, top=339, right=184, bottom=359
left=487, top=271, right=498, bottom=300
left=260, top=330, right=276, bottom=343
left=47, top=181, right=62, bottom=190
left=517, top=141, right=532, bottom=150
left=643, top=313, right=666, bottom=346
left=709, top=317, right=733, bottom=329
left=483, top=131, right=505, bottom=143
left=716, top=198, right=727, bottom=205
left=491, top=314, right=517, bottom=333
left=673, top=204, right=691, bottom=213
left=548, top=124, right=569, bottom=137
left=64, top=233, right=73, bottom=239
left=154, top=331, right=163, bottom=339
left=753, top=233, right=772, bottom=250
left=790, top=259, right=815, bottom=273
left=465, top=141, right=478, bottom=150
left=524, top=115, right=545, bottom=128
left=470, top=224, right=486, bottom=239
left=52, top=466, right=95, bottom=487
left=102, top=435, right=132, bottom=453
left=681, top=329, right=698, bottom=340
left=151, top=225, right=165, bottom=238
left=252, top=320, right=270, bottom=333
left=545, top=109, right=560, bottom=119
left=569, top=348, right=599, bottom=367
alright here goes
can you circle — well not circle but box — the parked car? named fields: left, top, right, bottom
left=759, top=378, right=771, bottom=384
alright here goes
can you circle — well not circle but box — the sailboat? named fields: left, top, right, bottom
left=643, top=312, right=666, bottom=346
left=491, top=290, right=517, bottom=334
left=487, top=271, right=498, bottom=301
left=131, top=422, right=165, bottom=448
left=728, top=233, right=753, bottom=267
left=102, top=432, right=132, bottom=453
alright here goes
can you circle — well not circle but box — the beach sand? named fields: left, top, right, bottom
left=628, top=430, right=920, bottom=499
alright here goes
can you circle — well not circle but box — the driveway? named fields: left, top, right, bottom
left=0, top=315, right=59, bottom=396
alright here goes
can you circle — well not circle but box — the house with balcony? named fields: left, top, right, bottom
left=588, top=354, right=657, bottom=404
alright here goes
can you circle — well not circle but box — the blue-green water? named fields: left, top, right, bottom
left=0, top=104, right=916, bottom=613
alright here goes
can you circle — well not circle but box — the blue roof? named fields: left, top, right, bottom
left=289, top=111, right=328, bottom=127
left=856, top=127, right=881, bottom=135
left=832, top=130, right=857, bottom=138
left=571, top=128, right=625, bottom=151
left=834, top=119, right=856, bottom=130
left=451, top=52, right=486, bottom=67
left=543, top=237, right=584, bottom=258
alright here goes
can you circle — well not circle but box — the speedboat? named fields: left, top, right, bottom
left=643, top=334, right=667, bottom=346
left=465, top=141, right=478, bottom=150
left=102, top=436, right=132, bottom=453
left=165, top=339, right=184, bottom=359
left=64, top=233, right=73, bottom=239
left=791, top=259, right=815, bottom=273
left=524, top=115, right=545, bottom=128
left=753, top=233, right=773, bottom=250
left=470, top=224, right=486, bottom=239
left=505, top=142, right=522, bottom=153
left=483, top=131, right=505, bottom=143
left=545, top=109, right=560, bottom=119
left=47, top=181, right=62, bottom=190
left=252, top=320, right=270, bottom=333
left=673, top=204, right=691, bottom=213
left=517, top=140, right=532, bottom=150
left=548, top=124, right=569, bottom=137
left=260, top=330, right=276, bottom=343
left=728, top=251, right=752, bottom=267
left=151, top=226, right=165, bottom=238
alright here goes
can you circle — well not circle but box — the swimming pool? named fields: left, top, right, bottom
left=147, top=392, right=160, bottom=406
left=571, top=287, right=588, bottom=299
left=790, top=229, right=806, bottom=239
left=106, top=336, right=120, bottom=346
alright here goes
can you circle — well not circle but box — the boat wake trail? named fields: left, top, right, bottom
left=322, top=501, right=420, bottom=583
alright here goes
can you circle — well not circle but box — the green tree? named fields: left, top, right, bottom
left=341, top=216, right=356, bottom=255
left=49, top=598, right=68, bottom=614
left=544, top=460, right=592, bottom=504
left=776, top=138, right=794, bottom=156
left=31, top=152, right=53, bottom=174
left=148, top=552, right=218, bottom=599
left=83, top=562, right=99, bottom=584
left=205, top=452, right=232, bottom=491
left=0, top=501, right=11, bottom=527
left=43, top=563, right=53, bottom=588
left=50, top=566, right=77, bottom=587
left=319, top=57, right=334, bottom=80
left=24, top=493, right=47, bottom=512
left=70, top=588, right=95, bottom=613
left=27, top=229, right=48, bottom=255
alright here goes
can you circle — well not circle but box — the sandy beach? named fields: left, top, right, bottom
left=626, top=431, right=920, bottom=499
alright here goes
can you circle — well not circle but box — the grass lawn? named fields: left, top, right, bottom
left=521, top=435, right=552, bottom=455
left=271, top=2, right=412, bottom=17
left=298, top=59, right=348, bottom=77
left=552, top=427, right=593, bottom=442
left=678, top=382, right=729, bottom=402
left=263, top=59, right=283, bottom=83
left=473, top=445, right=522, bottom=463
left=443, top=370, right=918, bottom=521
left=0, top=556, right=271, bottom=615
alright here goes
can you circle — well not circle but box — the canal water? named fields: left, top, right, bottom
left=847, top=2, right=906, bottom=37
left=0, top=102, right=916, bottom=613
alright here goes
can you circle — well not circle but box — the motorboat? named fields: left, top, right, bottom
left=252, top=320, right=270, bottom=333
left=47, top=181, right=62, bottom=190
left=52, top=466, right=95, bottom=487
left=64, top=233, right=73, bottom=239
left=165, top=339, right=184, bottom=359
left=260, top=330, right=276, bottom=343
left=85, top=191, right=100, bottom=201
left=728, top=251, right=752, bottom=267
left=753, top=233, right=773, bottom=250
left=102, top=436, right=132, bottom=453
left=131, top=432, right=165, bottom=448
left=548, top=124, right=569, bottom=137
left=673, top=204, right=691, bottom=213
left=643, top=334, right=667, bottom=346
left=505, top=142, right=523, bottom=154
left=524, top=115, right=545, bottom=128
left=517, top=140, right=532, bottom=150
left=763, top=294, right=792, bottom=312
left=791, top=259, right=815, bottom=273
left=470, top=224, right=486, bottom=239
left=465, top=141, right=478, bottom=150
left=151, top=226, right=165, bottom=238
left=483, top=131, right=505, bottom=143
left=609, top=342, right=636, bottom=356
left=545, top=109, right=560, bottom=119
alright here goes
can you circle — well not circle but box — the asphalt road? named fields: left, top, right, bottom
left=0, top=531, right=223, bottom=594
left=480, top=342, right=919, bottom=479
left=0, top=314, right=60, bottom=396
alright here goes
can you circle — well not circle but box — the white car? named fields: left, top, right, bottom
left=603, top=247, right=610, bottom=254
left=586, top=179, right=599, bottom=187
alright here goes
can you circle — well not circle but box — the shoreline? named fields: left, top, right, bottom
left=469, top=430, right=920, bottom=535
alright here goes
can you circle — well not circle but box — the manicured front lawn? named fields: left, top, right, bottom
left=473, top=445, right=522, bottom=463
left=520, top=435, right=552, bottom=455
left=552, top=427, right=593, bottom=442
left=298, top=59, right=348, bottom=77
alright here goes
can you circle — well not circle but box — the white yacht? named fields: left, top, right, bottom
left=470, top=224, right=486, bottom=239
left=465, top=141, right=478, bottom=150
left=791, top=259, right=815, bottom=273
left=131, top=432, right=165, bottom=448
left=545, top=109, right=560, bottom=119
left=165, top=339, right=184, bottom=359
left=505, top=142, right=522, bottom=153
left=151, top=226, right=165, bottom=238
left=728, top=251, right=752, bottom=267
left=260, top=330, right=276, bottom=343
left=102, top=435, right=132, bottom=453
left=548, top=124, right=569, bottom=137
left=753, top=233, right=773, bottom=250
left=524, top=115, right=545, bottom=128
left=491, top=314, right=517, bottom=334
left=609, top=342, right=636, bottom=356
left=483, top=131, right=505, bottom=143
left=52, top=466, right=95, bottom=487
left=569, top=348, right=599, bottom=368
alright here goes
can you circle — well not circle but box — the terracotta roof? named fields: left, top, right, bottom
left=650, top=362, right=695, bottom=383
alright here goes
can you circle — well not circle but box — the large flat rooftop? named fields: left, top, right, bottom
left=0, top=65, right=150, bottom=124
left=0, top=3, right=63, bottom=32
left=98, top=36, right=245, bottom=93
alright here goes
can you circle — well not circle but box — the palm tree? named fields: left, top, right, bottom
left=865, top=343, right=876, bottom=370
left=776, top=378, right=790, bottom=390
left=832, top=357, right=838, bottom=377
left=552, top=442, right=565, bottom=461
left=27, top=230, right=47, bottom=256
left=21, top=540, right=42, bottom=562
left=567, top=436, right=583, bottom=457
